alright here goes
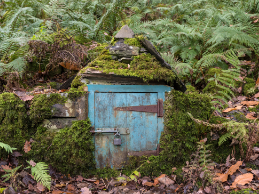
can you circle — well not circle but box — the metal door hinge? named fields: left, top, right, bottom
left=114, top=99, right=163, bottom=117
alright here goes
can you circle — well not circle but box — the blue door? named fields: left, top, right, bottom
left=94, top=92, right=159, bottom=168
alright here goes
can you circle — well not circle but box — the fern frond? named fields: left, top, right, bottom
left=30, top=162, right=51, bottom=190
left=0, top=57, right=27, bottom=76
left=0, top=142, right=17, bottom=153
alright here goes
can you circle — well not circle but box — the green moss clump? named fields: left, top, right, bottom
left=95, top=167, right=119, bottom=179
left=51, top=120, right=95, bottom=175
left=29, top=93, right=67, bottom=126
left=230, top=189, right=259, bottom=194
left=85, top=51, right=177, bottom=84
left=30, top=119, right=95, bottom=176
left=67, top=86, right=86, bottom=100
left=243, top=77, right=258, bottom=96
left=0, top=93, right=30, bottom=157
left=124, top=38, right=142, bottom=47
left=185, top=85, right=197, bottom=93
left=205, top=68, right=222, bottom=81
left=49, top=82, right=57, bottom=89
left=71, top=75, right=84, bottom=88
left=87, top=43, right=109, bottom=61
left=160, top=90, right=236, bottom=165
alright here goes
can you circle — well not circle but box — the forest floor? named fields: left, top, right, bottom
left=1, top=145, right=259, bottom=194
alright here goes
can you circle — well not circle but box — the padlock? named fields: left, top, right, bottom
left=114, top=132, right=122, bottom=146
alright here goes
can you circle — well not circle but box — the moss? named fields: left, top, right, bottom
left=230, top=189, right=259, bottom=194
left=71, top=75, right=84, bottom=88
left=54, top=120, right=95, bottom=175
left=243, top=77, right=258, bottom=96
left=185, top=85, right=197, bottom=93
left=110, top=37, right=116, bottom=46
left=85, top=49, right=177, bottom=84
left=124, top=38, right=142, bottom=47
left=0, top=93, right=30, bottom=158
left=231, top=112, right=249, bottom=122
left=205, top=68, right=222, bottom=81
left=29, top=119, right=95, bottom=176
left=160, top=90, right=236, bottom=165
left=66, top=86, right=86, bottom=100
left=248, top=104, right=259, bottom=112
left=49, top=82, right=57, bottom=89
left=29, top=93, right=67, bottom=126
left=95, top=167, right=119, bottom=179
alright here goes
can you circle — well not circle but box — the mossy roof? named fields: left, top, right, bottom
left=80, top=37, right=186, bottom=92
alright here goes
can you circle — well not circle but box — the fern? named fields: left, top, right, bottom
left=0, top=142, right=17, bottom=153
left=29, top=162, right=51, bottom=190
left=187, top=113, right=250, bottom=147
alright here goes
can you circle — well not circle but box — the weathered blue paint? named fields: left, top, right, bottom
left=87, top=85, right=171, bottom=168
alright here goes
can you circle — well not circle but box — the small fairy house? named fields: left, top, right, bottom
left=46, top=25, right=186, bottom=168
left=78, top=25, right=186, bottom=168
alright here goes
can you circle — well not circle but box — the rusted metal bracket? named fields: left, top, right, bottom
left=114, top=99, right=163, bottom=117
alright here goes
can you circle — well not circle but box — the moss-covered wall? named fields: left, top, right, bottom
left=122, top=89, right=237, bottom=177
left=0, top=86, right=238, bottom=177
left=0, top=93, right=31, bottom=157
left=0, top=92, right=95, bottom=176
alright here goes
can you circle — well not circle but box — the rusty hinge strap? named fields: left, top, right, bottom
left=114, top=99, right=163, bottom=116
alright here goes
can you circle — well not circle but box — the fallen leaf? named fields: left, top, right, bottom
left=12, top=151, right=23, bottom=157
left=228, top=161, right=243, bottom=175
left=24, top=141, right=31, bottom=153
left=235, top=106, right=243, bottom=110
left=67, top=184, right=75, bottom=191
left=37, top=182, right=45, bottom=192
left=81, top=187, right=91, bottom=194
left=77, top=183, right=89, bottom=188
left=85, top=178, right=97, bottom=182
left=29, top=160, right=36, bottom=167
left=252, top=170, right=259, bottom=178
left=246, top=113, right=257, bottom=120
left=158, top=176, right=174, bottom=186
left=1, top=165, right=12, bottom=170
left=76, top=175, right=84, bottom=182
left=28, top=184, right=34, bottom=191
left=237, top=96, right=246, bottom=101
left=254, top=147, right=259, bottom=153
left=52, top=190, right=63, bottom=194
left=250, top=154, right=259, bottom=160
left=13, top=91, right=34, bottom=101
left=254, top=92, right=259, bottom=98
left=200, top=138, right=207, bottom=143
left=94, top=180, right=99, bottom=185
left=230, top=173, right=253, bottom=188
left=55, top=184, right=66, bottom=188
left=256, top=77, right=259, bottom=86
left=59, top=62, right=81, bottom=71
left=237, top=87, right=242, bottom=93
left=241, top=101, right=259, bottom=106
left=153, top=174, right=166, bottom=186
left=144, top=182, right=153, bottom=187
left=223, top=108, right=237, bottom=113
left=214, top=161, right=242, bottom=182
left=204, top=187, right=211, bottom=194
